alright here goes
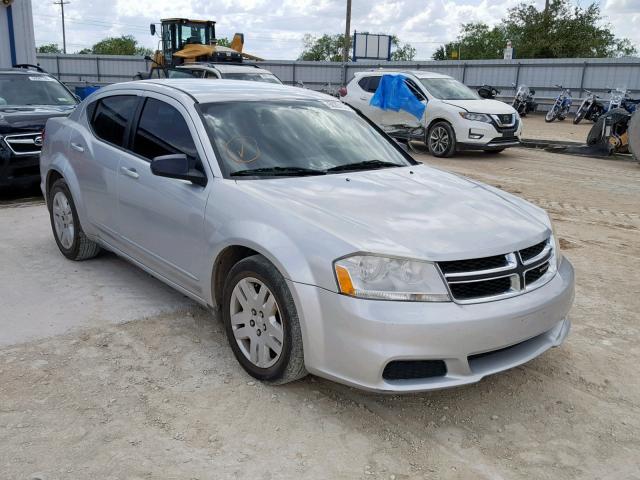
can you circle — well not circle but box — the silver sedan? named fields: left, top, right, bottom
left=40, top=80, right=574, bottom=392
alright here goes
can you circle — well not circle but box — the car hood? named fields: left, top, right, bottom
left=442, top=99, right=515, bottom=115
left=234, top=165, right=550, bottom=261
left=0, top=105, right=75, bottom=134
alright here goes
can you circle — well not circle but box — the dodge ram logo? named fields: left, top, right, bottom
left=34, top=136, right=43, bottom=147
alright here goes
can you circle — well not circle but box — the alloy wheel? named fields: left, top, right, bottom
left=429, top=126, right=449, bottom=155
left=230, top=277, right=284, bottom=369
left=52, top=191, right=75, bottom=249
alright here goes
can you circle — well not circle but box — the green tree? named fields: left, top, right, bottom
left=432, top=0, right=637, bottom=60
left=90, top=35, right=152, bottom=56
left=216, top=37, right=231, bottom=47
left=37, top=43, right=62, bottom=54
left=298, top=34, right=346, bottom=61
left=391, top=35, right=416, bottom=61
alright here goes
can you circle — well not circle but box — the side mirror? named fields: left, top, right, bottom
left=150, top=24, right=156, bottom=36
left=150, top=154, right=207, bottom=187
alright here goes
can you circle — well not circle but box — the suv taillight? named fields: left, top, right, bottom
left=338, top=86, right=347, bottom=97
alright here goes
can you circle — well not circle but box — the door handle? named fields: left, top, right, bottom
left=120, top=166, right=139, bottom=179
left=70, top=142, right=84, bottom=152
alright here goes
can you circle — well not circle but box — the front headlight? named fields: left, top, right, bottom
left=459, top=112, right=492, bottom=123
left=549, top=219, right=563, bottom=269
left=334, top=254, right=450, bottom=302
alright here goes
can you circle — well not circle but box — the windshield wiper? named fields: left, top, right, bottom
left=326, top=159, right=402, bottom=173
left=230, top=166, right=327, bottom=177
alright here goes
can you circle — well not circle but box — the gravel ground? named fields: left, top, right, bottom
left=520, top=113, right=593, bottom=143
left=1, top=147, right=639, bottom=480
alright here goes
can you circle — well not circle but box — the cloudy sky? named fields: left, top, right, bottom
left=32, top=0, right=639, bottom=59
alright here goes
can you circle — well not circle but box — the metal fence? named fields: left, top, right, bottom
left=36, top=54, right=640, bottom=103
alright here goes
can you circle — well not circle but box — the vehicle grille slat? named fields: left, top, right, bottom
left=3, top=133, right=42, bottom=155
left=437, top=237, right=553, bottom=303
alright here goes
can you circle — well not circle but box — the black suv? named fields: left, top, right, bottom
left=0, top=65, right=78, bottom=189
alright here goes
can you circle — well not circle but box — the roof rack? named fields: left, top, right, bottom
left=12, top=64, right=47, bottom=73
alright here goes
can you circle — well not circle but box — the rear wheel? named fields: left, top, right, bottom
left=48, top=178, right=101, bottom=261
left=222, top=255, right=307, bottom=384
left=427, top=121, right=456, bottom=158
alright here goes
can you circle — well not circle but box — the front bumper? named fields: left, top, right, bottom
left=290, top=257, right=574, bottom=393
left=455, top=118, right=522, bottom=151
left=0, top=148, right=41, bottom=188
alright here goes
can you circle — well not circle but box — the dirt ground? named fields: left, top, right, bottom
left=1, top=147, right=639, bottom=480
left=520, top=113, right=593, bottom=143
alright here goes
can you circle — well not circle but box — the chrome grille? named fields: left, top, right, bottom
left=490, top=113, right=516, bottom=127
left=3, top=133, right=43, bottom=156
left=437, top=238, right=554, bottom=303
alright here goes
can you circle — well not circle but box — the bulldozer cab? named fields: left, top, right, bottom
left=153, top=18, right=217, bottom=66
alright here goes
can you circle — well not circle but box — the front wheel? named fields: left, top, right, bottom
left=545, top=108, right=558, bottom=123
left=222, top=255, right=307, bottom=384
left=426, top=121, right=456, bottom=158
left=573, top=106, right=586, bottom=124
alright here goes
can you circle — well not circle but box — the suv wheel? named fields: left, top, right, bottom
left=222, top=255, right=307, bottom=384
left=48, top=178, right=101, bottom=261
left=427, top=121, right=456, bottom=158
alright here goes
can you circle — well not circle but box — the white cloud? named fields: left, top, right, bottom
left=31, top=0, right=640, bottom=59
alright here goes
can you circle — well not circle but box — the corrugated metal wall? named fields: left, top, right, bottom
left=36, top=54, right=640, bottom=101
left=1, top=0, right=37, bottom=68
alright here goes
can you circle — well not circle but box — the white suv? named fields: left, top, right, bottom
left=341, top=70, right=522, bottom=157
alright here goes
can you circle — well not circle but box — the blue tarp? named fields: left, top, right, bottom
left=369, top=74, right=426, bottom=120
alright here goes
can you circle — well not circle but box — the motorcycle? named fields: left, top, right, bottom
left=545, top=85, right=572, bottom=123
left=512, top=84, right=537, bottom=117
left=478, top=84, right=500, bottom=99
left=573, top=89, right=605, bottom=124
left=587, top=108, right=634, bottom=155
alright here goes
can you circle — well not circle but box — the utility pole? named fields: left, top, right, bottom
left=342, top=0, right=352, bottom=62
left=53, top=0, right=70, bottom=54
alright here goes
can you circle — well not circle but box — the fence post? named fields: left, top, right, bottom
left=515, top=62, right=521, bottom=89
left=579, top=61, right=587, bottom=97
left=292, top=62, right=296, bottom=86
left=96, top=56, right=101, bottom=84
left=342, top=62, right=347, bottom=86
left=461, top=62, right=467, bottom=84
left=55, top=55, right=61, bottom=80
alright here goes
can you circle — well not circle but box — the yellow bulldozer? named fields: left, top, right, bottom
left=139, top=18, right=262, bottom=78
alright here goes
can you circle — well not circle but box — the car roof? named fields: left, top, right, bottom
left=0, top=68, right=51, bottom=76
left=353, top=69, right=452, bottom=80
left=103, top=79, right=337, bottom=104
left=179, top=63, right=274, bottom=74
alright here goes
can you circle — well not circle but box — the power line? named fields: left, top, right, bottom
left=52, top=0, right=70, bottom=54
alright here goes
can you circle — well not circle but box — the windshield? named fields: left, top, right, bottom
left=0, top=74, right=77, bottom=107
left=419, top=78, right=479, bottom=100
left=220, top=72, right=282, bottom=84
left=200, top=100, right=412, bottom=178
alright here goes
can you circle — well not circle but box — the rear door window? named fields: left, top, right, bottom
left=90, top=95, right=138, bottom=147
left=132, top=98, right=199, bottom=163
left=358, top=76, right=381, bottom=93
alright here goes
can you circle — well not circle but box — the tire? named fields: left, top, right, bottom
left=48, top=178, right=101, bottom=261
left=426, top=121, right=456, bottom=158
left=545, top=108, right=557, bottom=122
left=573, top=108, right=586, bottom=124
left=222, top=255, right=307, bottom=385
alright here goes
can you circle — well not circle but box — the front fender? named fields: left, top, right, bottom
left=204, top=217, right=339, bottom=306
